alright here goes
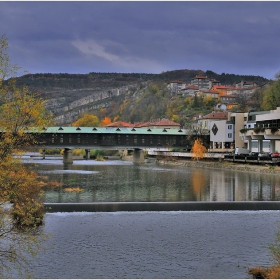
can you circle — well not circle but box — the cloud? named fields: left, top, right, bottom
left=1, top=1, right=280, bottom=78
left=72, top=39, right=120, bottom=62
left=71, top=39, right=163, bottom=73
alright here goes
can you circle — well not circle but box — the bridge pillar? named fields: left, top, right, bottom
left=85, top=149, right=90, bottom=160
left=133, top=149, right=145, bottom=163
left=247, top=139, right=252, bottom=151
left=270, top=140, right=276, bottom=153
left=63, top=148, right=73, bottom=164
left=258, top=140, right=263, bottom=153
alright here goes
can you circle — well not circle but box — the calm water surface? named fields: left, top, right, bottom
left=10, top=155, right=280, bottom=279
left=8, top=211, right=280, bottom=279
left=23, top=156, right=280, bottom=203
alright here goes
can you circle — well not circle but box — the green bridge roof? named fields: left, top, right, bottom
left=34, top=127, right=188, bottom=135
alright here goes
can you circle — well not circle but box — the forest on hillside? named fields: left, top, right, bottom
left=74, top=77, right=280, bottom=128
left=11, top=69, right=272, bottom=126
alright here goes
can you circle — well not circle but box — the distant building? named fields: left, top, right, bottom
left=196, top=111, right=229, bottom=131
left=106, top=121, right=134, bottom=128
left=167, top=80, right=187, bottom=93
left=235, top=81, right=259, bottom=88
left=135, top=118, right=180, bottom=129
left=190, top=75, right=221, bottom=90
left=209, top=112, right=247, bottom=150
left=180, top=85, right=200, bottom=96
left=220, top=95, right=236, bottom=104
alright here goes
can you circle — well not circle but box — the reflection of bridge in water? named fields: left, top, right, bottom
left=34, top=126, right=208, bottom=163
left=42, top=162, right=280, bottom=212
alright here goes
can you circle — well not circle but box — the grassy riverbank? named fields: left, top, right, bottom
left=156, top=158, right=280, bottom=176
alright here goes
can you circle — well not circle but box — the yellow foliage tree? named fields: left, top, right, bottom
left=101, top=116, right=112, bottom=126
left=191, top=139, right=207, bottom=161
left=0, top=34, right=54, bottom=276
left=72, top=114, right=100, bottom=127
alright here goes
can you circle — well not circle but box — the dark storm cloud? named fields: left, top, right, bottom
left=0, top=1, right=279, bottom=78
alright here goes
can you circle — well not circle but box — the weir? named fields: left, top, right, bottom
left=44, top=201, right=280, bottom=212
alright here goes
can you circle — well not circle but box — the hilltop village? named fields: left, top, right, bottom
left=105, top=74, right=280, bottom=156
left=167, top=74, right=261, bottom=111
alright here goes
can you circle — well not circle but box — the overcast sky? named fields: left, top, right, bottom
left=1, top=1, right=279, bottom=79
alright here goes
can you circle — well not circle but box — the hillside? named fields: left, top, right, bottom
left=13, top=69, right=269, bottom=126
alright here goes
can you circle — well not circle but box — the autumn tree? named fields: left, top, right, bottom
left=191, top=138, right=207, bottom=161
left=101, top=116, right=112, bottom=126
left=72, top=114, right=100, bottom=127
left=0, top=34, right=52, bottom=277
left=203, top=96, right=216, bottom=108
left=261, top=79, right=280, bottom=110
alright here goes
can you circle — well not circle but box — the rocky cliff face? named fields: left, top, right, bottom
left=48, top=82, right=149, bottom=125
left=13, top=71, right=269, bottom=126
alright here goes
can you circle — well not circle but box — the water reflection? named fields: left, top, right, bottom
left=24, top=158, right=280, bottom=203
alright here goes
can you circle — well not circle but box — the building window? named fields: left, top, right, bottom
left=228, top=133, right=232, bottom=138
left=228, top=125, right=232, bottom=129
left=244, top=117, right=247, bottom=121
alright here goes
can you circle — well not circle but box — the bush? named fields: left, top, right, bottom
left=254, top=127, right=262, bottom=134
left=72, top=149, right=85, bottom=156
left=89, top=149, right=105, bottom=159
left=239, top=128, right=248, bottom=133
left=270, top=127, right=279, bottom=134
left=39, top=148, right=61, bottom=155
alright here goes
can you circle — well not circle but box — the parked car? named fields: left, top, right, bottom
left=258, top=152, right=271, bottom=157
left=234, top=148, right=250, bottom=155
left=248, top=152, right=258, bottom=157
left=271, top=152, right=280, bottom=157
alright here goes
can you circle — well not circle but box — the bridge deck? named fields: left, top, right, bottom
left=30, top=126, right=209, bottom=150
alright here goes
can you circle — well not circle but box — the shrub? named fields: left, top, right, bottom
left=90, top=149, right=105, bottom=159
left=253, top=127, right=262, bottom=134
left=239, top=128, right=248, bottom=133
left=39, top=148, right=61, bottom=155
left=270, top=127, right=279, bottom=134
left=72, top=149, right=85, bottom=156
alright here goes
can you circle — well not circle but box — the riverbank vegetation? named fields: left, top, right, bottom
left=0, top=34, right=54, bottom=277
left=249, top=230, right=280, bottom=278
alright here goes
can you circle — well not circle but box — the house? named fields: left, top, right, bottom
left=180, top=85, right=200, bottom=96
left=190, top=75, right=214, bottom=90
left=106, top=121, right=134, bottom=128
left=209, top=112, right=247, bottom=150
left=235, top=81, right=259, bottom=88
left=196, top=111, right=228, bottom=131
left=167, top=80, right=187, bottom=93
left=135, top=118, right=180, bottom=129
left=220, top=95, right=236, bottom=104
left=202, top=90, right=220, bottom=99
left=210, top=85, right=237, bottom=96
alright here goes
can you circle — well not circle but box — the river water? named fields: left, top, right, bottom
left=7, top=155, right=280, bottom=278
left=23, top=156, right=280, bottom=203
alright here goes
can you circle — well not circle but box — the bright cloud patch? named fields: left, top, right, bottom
left=71, top=39, right=163, bottom=73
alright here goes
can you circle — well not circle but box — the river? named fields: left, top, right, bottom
left=6, top=155, right=280, bottom=278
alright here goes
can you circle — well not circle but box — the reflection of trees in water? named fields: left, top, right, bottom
left=192, top=169, right=205, bottom=200
left=34, top=161, right=280, bottom=203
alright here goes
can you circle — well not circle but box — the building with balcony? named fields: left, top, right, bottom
left=240, top=107, right=280, bottom=153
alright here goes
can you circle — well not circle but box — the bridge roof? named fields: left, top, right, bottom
left=37, top=127, right=187, bottom=135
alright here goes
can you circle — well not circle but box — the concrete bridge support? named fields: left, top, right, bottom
left=85, top=149, right=91, bottom=160
left=258, top=140, right=263, bottom=153
left=133, top=149, right=145, bottom=163
left=63, top=148, right=73, bottom=164
left=247, top=139, right=252, bottom=151
left=270, top=140, right=276, bottom=153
